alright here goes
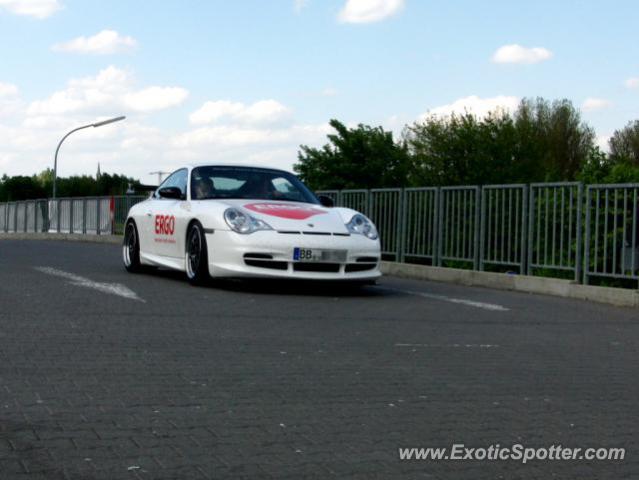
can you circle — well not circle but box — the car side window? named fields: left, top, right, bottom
left=155, top=169, right=188, bottom=199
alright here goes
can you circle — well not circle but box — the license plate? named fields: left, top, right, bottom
left=293, top=248, right=347, bottom=262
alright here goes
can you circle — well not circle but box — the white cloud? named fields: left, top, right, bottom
left=596, top=134, right=611, bottom=152
left=0, top=75, right=327, bottom=182
left=420, top=95, right=521, bottom=121
left=338, top=0, right=404, bottom=24
left=0, top=82, right=22, bottom=119
left=0, top=0, right=61, bottom=18
left=123, top=86, right=189, bottom=112
left=174, top=126, right=277, bottom=148
left=582, top=97, right=611, bottom=112
left=0, top=82, right=18, bottom=97
left=492, top=44, right=553, bottom=64
left=189, top=99, right=291, bottom=126
left=52, top=30, right=137, bottom=55
left=321, top=87, right=339, bottom=97
left=173, top=123, right=330, bottom=149
left=625, top=77, right=639, bottom=89
left=27, top=66, right=188, bottom=115
left=294, top=0, right=308, bottom=13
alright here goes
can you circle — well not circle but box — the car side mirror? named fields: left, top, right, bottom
left=318, top=195, right=334, bottom=208
left=158, top=186, right=184, bottom=200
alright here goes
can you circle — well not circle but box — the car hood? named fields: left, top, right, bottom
left=218, top=199, right=350, bottom=233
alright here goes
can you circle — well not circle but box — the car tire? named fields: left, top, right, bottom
left=123, top=220, right=142, bottom=273
left=185, top=221, right=210, bottom=285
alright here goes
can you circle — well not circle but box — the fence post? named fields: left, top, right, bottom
left=69, top=199, right=74, bottom=234
left=527, top=186, right=535, bottom=276
left=521, top=185, right=528, bottom=274
left=14, top=203, right=18, bottom=233
left=473, top=187, right=481, bottom=270
left=432, top=188, right=440, bottom=266
left=436, top=188, right=444, bottom=266
left=398, top=189, right=406, bottom=263
left=45, top=200, right=50, bottom=232
left=56, top=199, right=61, bottom=233
left=479, top=187, right=486, bottom=271
left=583, top=186, right=591, bottom=285
left=96, top=198, right=101, bottom=235
left=110, top=196, right=115, bottom=235
left=82, top=198, right=87, bottom=234
left=575, top=183, right=584, bottom=284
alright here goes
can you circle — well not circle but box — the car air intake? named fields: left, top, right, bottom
left=345, top=263, right=377, bottom=273
left=244, top=259, right=288, bottom=270
left=293, top=263, right=341, bottom=273
left=243, top=254, right=287, bottom=270
left=244, top=253, right=273, bottom=259
left=356, top=257, right=379, bottom=263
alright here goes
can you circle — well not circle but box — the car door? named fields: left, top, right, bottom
left=147, top=168, right=189, bottom=259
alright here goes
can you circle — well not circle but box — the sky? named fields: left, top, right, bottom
left=0, top=0, right=638, bottom=185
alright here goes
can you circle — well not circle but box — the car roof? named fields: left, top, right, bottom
left=186, top=163, right=294, bottom=174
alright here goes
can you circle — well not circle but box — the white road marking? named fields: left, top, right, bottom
left=395, top=343, right=500, bottom=348
left=34, top=267, right=145, bottom=302
left=376, top=286, right=509, bottom=312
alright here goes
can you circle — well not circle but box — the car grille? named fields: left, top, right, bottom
left=293, top=263, right=341, bottom=273
left=243, top=254, right=378, bottom=274
left=276, top=231, right=350, bottom=236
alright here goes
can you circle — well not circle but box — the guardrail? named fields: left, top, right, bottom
left=2, top=184, right=639, bottom=288
left=319, top=183, right=639, bottom=288
left=0, top=196, right=147, bottom=235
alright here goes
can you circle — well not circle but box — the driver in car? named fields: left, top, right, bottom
left=193, top=177, right=215, bottom=200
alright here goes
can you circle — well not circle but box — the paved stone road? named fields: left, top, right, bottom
left=0, top=240, right=638, bottom=479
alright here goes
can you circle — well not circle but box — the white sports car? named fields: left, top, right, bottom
left=123, top=164, right=381, bottom=284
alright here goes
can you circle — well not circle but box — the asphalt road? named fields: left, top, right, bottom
left=0, top=240, right=638, bottom=480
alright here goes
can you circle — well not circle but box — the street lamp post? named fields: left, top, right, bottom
left=52, top=116, right=126, bottom=200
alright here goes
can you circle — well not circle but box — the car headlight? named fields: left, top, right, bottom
left=224, top=208, right=273, bottom=234
left=346, top=214, right=378, bottom=240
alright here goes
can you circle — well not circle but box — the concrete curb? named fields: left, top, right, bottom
left=0, top=232, right=121, bottom=245
left=381, top=261, right=639, bottom=308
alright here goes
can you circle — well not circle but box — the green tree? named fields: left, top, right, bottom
left=404, top=111, right=521, bottom=185
left=294, top=119, right=412, bottom=190
left=514, top=98, right=596, bottom=181
left=404, top=97, right=598, bottom=186
left=609, top=120, right=639, bottom=165
left=0, top=175, right=47, bottom=201
left=577, top=120, right=639, bottom=183
left=0, top=170, right=141, bottom=201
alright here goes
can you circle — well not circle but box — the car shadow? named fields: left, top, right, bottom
left=144, top=267, right=385, bottom=298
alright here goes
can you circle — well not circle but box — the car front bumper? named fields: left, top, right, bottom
left=206, top=230, right=382, bottom=280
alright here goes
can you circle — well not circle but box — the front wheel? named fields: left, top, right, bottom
left=185, top=222, right=210, bottom=285
left=123, top=220, right=142, bottom=273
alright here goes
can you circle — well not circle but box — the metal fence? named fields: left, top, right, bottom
left=481, top=184, right=527, bottom=273
left=584, top=184, right=639, bottom=284
left=527, top=183, right=582, bottom=282
left=319, top=182, right=639, bottom=288
left=0, top=196, right=147, bottom=235
left=3, top=184, right=639, bottom=288
left=439, top=186, right=480, bottom=269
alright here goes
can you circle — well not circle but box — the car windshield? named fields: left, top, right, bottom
left=190, top=166, right=319, bottom=204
